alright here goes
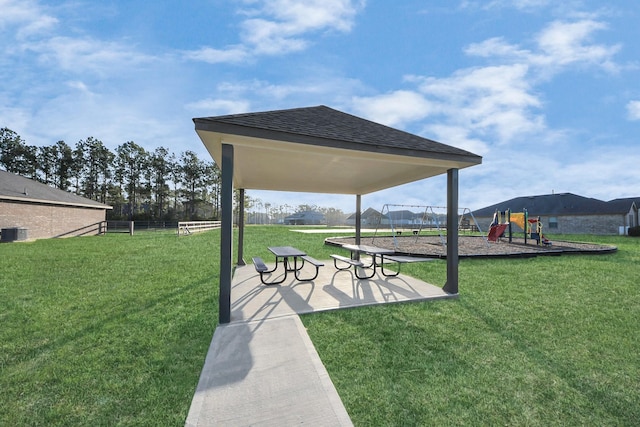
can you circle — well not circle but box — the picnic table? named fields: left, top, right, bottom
left=330, top=244, right=396, bottom=279
left=252, top=246, right=324, bottom=285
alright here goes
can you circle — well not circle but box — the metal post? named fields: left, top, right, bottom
left=524, top=209, right=528, bottom=245
left=355, top=195, right=362, bottom=260
left=355, top=194, right=362, bottom=244
left=237, top=188, right=246, bottom=266
left=219, top=144, right=234, bottom=324
left=443, top=168, right=459, bottom=294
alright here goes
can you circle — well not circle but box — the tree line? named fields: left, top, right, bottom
left=0, top=127, right=221, bottom=221
left=1, top=127, right=350, bottom=223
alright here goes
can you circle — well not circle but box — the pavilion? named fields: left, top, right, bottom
left=193, top=105, right=482, bottom=324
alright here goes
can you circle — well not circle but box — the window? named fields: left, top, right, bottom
left=549, top=217, right=558, bottom=229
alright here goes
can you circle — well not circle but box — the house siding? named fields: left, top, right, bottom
left=0, top=200, right=106, bottom=240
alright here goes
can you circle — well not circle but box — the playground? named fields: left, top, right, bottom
left=325, top=235, right=616, bottom=258
left=325, top=204, right=617, bottom=258
left=487, top=209, right=551, bottom=246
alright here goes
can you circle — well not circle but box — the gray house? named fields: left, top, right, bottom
left=0, top=170, right=112, bottom=241
left=283, top=210, right=325, bottom=225
left=381, top=210, right=416, bottom=227
left=471, top=193, right=639, bottom=235
left=345, top=207, right=382, bottom=226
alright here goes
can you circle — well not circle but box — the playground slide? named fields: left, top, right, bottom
left=487, top=224, right=508, bottom=242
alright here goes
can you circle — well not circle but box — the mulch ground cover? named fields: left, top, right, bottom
left=324, top=235, right=617, bottom=258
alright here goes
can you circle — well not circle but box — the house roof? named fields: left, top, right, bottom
left=607, top=197, right=640, bottom=213
left=284, top=210, right=324, bottom=219
left=194, top=105, right=482, bottom=195
left=471, top=192, right=637, bottom=217
left=347, top=207, right=381, bottom=220
left=471, top=193, right=604, bottom=217
left=384, top=210, right=419, bottom=220
left=0, top=170, right=112, bottom=209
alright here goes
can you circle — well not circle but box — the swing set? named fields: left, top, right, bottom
left=372, top=204, right=486, bottom=250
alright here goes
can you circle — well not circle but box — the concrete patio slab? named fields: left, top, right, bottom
left=186, top=260, right=454, bottom=426
left=230, top=259, right=455, bottom=323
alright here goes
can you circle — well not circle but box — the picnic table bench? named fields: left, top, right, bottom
left=330, top=244, right=393, bottom=279
left=331, top=244, right=433, bottom=278
left=253, top=246, right=323, bottom=285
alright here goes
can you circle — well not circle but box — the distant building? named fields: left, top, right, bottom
left=0, top=170, right=112, bottom=241
left=381, top=210, right=419, bottom=227
left=471, top=193, right=639, bottom=235
left=283, top=210, right=325, bottom=225
left=346, top=207, right=382, bottom=226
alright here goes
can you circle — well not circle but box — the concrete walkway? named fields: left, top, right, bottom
left=185, top=261, right=454, bottom=426
left=185, top=315, right=352, bottom=426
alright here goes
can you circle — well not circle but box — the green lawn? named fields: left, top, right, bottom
left=303, top=234, right=640, bottom=426
left=1, top=228, right=638, bottom=425
left=0, top=231, right=219, bottom=426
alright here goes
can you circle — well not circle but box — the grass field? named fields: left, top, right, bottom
left=0, top=231, right=219, bottom=425
left=1, top=227, right=638, bottom=425
left=303, top=233, right=640, bottom=426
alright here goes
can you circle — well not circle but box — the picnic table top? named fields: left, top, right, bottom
left=341, top=244, right=395, bottom=255
left=268, top=246, right=307, bottom=257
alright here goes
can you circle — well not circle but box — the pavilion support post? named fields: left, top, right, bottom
left=443, top=168, right=459, bottom=294
left=237, top=188, right=246, bottom=266
left=219, top=143, right=234, bottom=324
left=355, top=195, right=362, bottom=260
left=355, top=194, right=362, bottom=244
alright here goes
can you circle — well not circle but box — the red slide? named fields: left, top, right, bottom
left=487, top=224, right=508, bottom=242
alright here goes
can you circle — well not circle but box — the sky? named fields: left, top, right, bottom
left=2, top=0, right=639, bottom=214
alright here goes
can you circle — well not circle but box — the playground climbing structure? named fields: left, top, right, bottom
left=487, top=209, right=551, bottom=245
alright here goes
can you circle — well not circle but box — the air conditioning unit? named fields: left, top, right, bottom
left=1, top=228, right=28, bottom=242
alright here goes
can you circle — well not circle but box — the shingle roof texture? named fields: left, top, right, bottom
left=0, top=169, right=111, bottom=208
left=195, top=105, right=481, bottom=160
left=472, top=193, right=637, bottom=217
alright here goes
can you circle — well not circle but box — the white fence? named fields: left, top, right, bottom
left=177, top=221, right=222, bottom=236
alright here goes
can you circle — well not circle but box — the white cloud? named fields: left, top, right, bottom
left=1, top=4, right=157, bottom=77
left=241, top=0, right=363, bottom=34
left=467, top=19, right=621, bottom=76
left=184, top=0, right=364, bottom=62
left=626, top=100, right=640, bottom=121
left=66, top=80, right=92, bottom=94
left=24, top=36, right=157, bottom=75
left=461, top=0, right=552, bottom=11
left=185, top=98, right=251, bottom=116
left=241, top=18, right=310, bottom=54
left=535, top=20, right=621, bottom=72
left=351, top=90, right=433, bottom=127
left=348, top=64, right=545, bottom=150
left=182, top=46, right=249, bottom=64
left=0, top=0, right=58, bottom=39
left=465, top=37, right=531, bottom=59
left=410, top=64, right=544, bottom=145
left=349, top=17, right=624, bottom=154
left=210, top=76, right=364, bottom=109
left=420, top=123, right=489, bottom=155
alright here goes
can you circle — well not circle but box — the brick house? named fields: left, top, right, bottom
left=471, top=193, right=639, bottom=235
left=0, top=170, right=112, bottom=241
